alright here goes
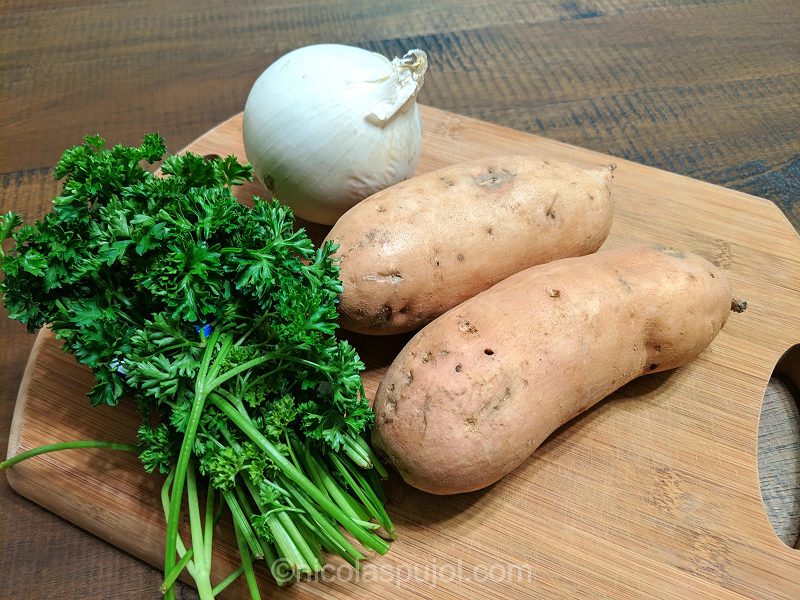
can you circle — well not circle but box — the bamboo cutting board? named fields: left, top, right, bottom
left=6, top=106, right=800, bottom=599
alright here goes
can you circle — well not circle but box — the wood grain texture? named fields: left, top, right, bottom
left=1, top=1, right=798, bottom=598
left=6, top=107, right=800, bottom=599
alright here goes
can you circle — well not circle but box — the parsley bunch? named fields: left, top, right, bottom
left=0, top=134, right=393, bottom=599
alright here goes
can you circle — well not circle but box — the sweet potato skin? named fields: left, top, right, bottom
left=371, top=244, right=736, bottom=495
left=325, top=156, right=613, bottom=335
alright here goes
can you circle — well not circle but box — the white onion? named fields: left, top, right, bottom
left=243, top=44, right=428, bottom=225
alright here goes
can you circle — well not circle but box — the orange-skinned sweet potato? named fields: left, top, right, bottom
left=372, top=244, right=743, bottom=495
left=325, top=156, right=613, bottom=335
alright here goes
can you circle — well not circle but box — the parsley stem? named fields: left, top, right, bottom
left=350, top=518, right=382, bottom=531
left=233, top=483, right=281, bottom=562
left=160, top=472, right=197, bottom=580
left=235, top=483, right=288, bottom=583
left=262, top=499, right=323, bottom=561
left=205, top=354, right=273, bottom=393
left=215, top=420, right=242, bottom=452
left=352, top=434, right=389, bottom=479
left=276, top=509, right=322, bottom=572
left=341, top=434, right=372, bottom=469
left=204, top=478, right=215, bottom=568
left=294, top=443, right=332, bottom=504
left=160, top=547, right=195, bottom=594
left=216, top=387, right=249, bottom=419
left=328, top=454, right=384, bottom=528
left=234, top=310, right=272, bottom=347
left=366, top=466, right=388, bottom=504
left=279, top=478, right=364, bottom=567
left=233, top=481, right=257, bottom=516
left=261, top=536, right=292, bottom=587
left=186, top=461, right=215, bottom=600
left=253, top=476, right=291, bottom=500
left=0, top=440, right=137, bottom=469
left=313, top=457, right=366, bottom=521
left=223, top=491, right=264, bottom=560
left=210, top=565, right=245, bottom=596
left=164, top=325, right=221, bottom=600
left=206, top=333, right=234, bottom=383
left=262, top=543, right=289, bottom=587
left=232, top=514, right=262, bottom=600
left=294, top=518, right=324, bottom=567
left=285, top=431, right=302, bottom=471
left=240, top=364, right=290, bottom=397
left=198, top=325, right=224, bottom=383
left=267, top=512, right=308, bottom=574
left=300, top=445, right=370, bottom=523
left=209, top=392, right=390, bottom=555
left=234, top=483, right=309, bottom=575
left=330, top=453, right=394, bottom=537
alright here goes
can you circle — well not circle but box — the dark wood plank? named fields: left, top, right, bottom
left=1, top=1, right=798, bottom=598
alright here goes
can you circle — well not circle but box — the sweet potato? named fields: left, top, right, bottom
left=371, top=244, right=743, bottom=495
left=325, top=155, right=613, bottom=335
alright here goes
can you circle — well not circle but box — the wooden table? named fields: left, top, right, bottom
left=1, top=1, right=798, bottom=598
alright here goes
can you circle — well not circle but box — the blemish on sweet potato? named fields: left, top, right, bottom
left=371, top=304, right=392, bottom=327
left=458, top=320, right=478, bottom=334
left=362, top=272, right=403, bottom=284
left=545, top=194, right=558, bottom=219
left=422, top=395, right=432, bottom=433
left=476, top=387, right=511, bottom=415
left=618, top=274, right=633, bottom=293
left=473, top=167, right=515, bottom=189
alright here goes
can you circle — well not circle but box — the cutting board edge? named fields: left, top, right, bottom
left=5, top=327, right=47, bottom=464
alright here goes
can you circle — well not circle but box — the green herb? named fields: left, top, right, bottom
left=0, top=134, right=394, bottom=599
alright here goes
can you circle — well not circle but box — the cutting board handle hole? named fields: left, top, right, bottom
left=758, top=343, right=800, bottom=550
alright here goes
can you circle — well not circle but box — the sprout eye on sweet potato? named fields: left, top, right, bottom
left=371, top=244, right=745, bottom=495
left=325, top=155, right=614, bottom=335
